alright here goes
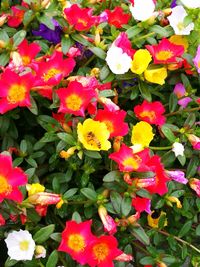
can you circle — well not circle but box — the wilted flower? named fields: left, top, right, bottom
left=98, top=205, right=117, bottom=235
left=147, top=211, right=168, bottom=228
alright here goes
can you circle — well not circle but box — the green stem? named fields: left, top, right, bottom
left=165, top=107, right=200, bottom=117
left=134, top=31, right=156, bottom=41
left=82, top=54, right=96, bottom=68
left=133, top=242, right=149, bottom=255
left=67, top=200, right=94, bottom=205
left=157, top=229, right=200, bottom=254
left=149, top=146, right=172, bottom=150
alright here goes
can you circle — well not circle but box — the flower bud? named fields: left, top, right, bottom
left=98, top=205, right=117, bottom=235
left=28, top=192, right=62, bottom=206
left=189, top=178, right=200, bottom=197
left=35, top=245, right=46, bottom=259
left=115, top=253, right=133, bottom=262
left=166, top=196, right=182, bottom=208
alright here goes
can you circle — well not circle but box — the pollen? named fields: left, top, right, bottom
left=77, top=18, right=88, bottom=27
left=19, top=240, right=30, bottom=251
left=156, top=50, right=173, bottom=61
left=68, top=234, right=86, bottom=252
left=85, top=131, right=101, bottom=149
left=66, top=94, right=82, bottom=111
left=7, top=84, right=26, bottom=104
left=93, top=243, right=109, bottom=262
left=104, top=120, right=114, bottom=134
left=0, top=175, right=12, bottom=194
left=123, top=156, right=141, bottom=170
left=140, top=110, right=156, bottom=121
left=42, top=68, right=60, bottom=82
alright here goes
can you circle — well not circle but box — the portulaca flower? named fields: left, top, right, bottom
left=129, top=0, right=155, bottom=21
left=180, top=0, right=200, bottom=8
left=167, top=6, right=194, bottom=35
left=106, top=46, right=132, bottom=74
left=172, top=142, right=185, bottom=157
left=5, top=230, right=35, bottom=261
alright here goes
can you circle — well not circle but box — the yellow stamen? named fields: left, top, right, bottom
left=123, top=156, right=141, bottom=170
left=140, top=110, right=156, bottom=121
left=68, top=234, right=85, bottom=252
left=156, top=50, right=173, bottom=61
left=19, top=240, right=29, bottom=251
left=42, top=68, right=60, bottom=82
left=0, top=175, right=12, bottom=194
left=93, top=243, right=109, bottom=262
left=7, top=84, right=26, bottom=104
left=66, top=94, right=82, bottom=111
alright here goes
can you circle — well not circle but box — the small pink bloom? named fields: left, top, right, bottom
left=188, top=134, right=200, bottom=150
left=173, top=83, right=186, bottom=98
left=193, top=45, right=200, bottom=74
left=178, top=97, right=192, bottom=108
left=115, top=253, right=133, bottom=262
left=165, top=170, right=188, bottom=184
left=189, top=178, right=200, bottom=197
left=98, top=205, right=117, bottom=235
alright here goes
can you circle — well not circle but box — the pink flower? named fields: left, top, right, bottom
left=193, top=45, right=200, bottom=74
left=189, top=178, right=200, bottom=197
left=132, top=196, right=151, bottom=214
left=173, top=83, right=192, bottom=108
left=187, top=134, right=200, bottom=150
left=98, top=206, right=117, bottom=235
left=165, top=170, right=188, bottom=184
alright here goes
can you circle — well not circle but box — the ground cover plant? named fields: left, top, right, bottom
left=0, top=0, right=200, bottom=266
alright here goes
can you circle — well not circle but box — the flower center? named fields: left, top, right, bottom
left=66, top=94, right=82, bottom=111
left=198, top=61, right=200, bottom=68
left=140, top=110, right=156, bottom=121
left=85, top=131, right=101, bottom=149
left=42, top=68, right=60, bottom=82
left=123, top=155, right=141, bottom=170
left=19, top=240, right=30, bottom=251
left=22, top=56, right=31, bottom=65
left=68, top=234, right=85, bottom=252
left=156, top=50, right=173, bottom=61
left=177, top=22, right=185, bottom=31
left=93, top=243, right=109, bottom=262
left=77, top=18, right=88, bottom=27
left=116, top=63, right=122, bottom=70
left=0, top=175, right=12, bottom=194
left=7, top=84, right=26, bottom=104
left=104, top=120, right=114, bottom=133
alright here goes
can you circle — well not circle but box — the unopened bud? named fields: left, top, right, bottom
left=35, top=245, right=46, bottom=259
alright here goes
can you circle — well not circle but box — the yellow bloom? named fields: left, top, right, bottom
left=131, top=49, right=152, bottom=75
left=166, top=196, right=182, bottom=209
left=131, top=121, right=154, bottom=148
left=169, top=35, right=188, bottom=52
left=26, top=183, right=45, bottom=197
left=147, top=211, right=168, bottom=228
left=144, top=66, right=167, bottom=85
left=77, top=119, right=111, bottom=151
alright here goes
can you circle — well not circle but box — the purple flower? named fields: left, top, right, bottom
left=171, top=0, right=177, bottom=8
left=166, top=170, right=188, bottom=184
left=32, top=19, right=62, bottom=44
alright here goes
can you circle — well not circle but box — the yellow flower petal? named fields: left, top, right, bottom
left=131, top=49, right=152, bottom=75
left=131, top=121, right=154, bottom=148
left=144, top=66, right=167, bottom=85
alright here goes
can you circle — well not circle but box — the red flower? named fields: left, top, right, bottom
left=86, top=235, right=122, bottom=267
left=64, top=4, right=96, bottom=31
left=17, top=39, right=41, bottom=66
left=134, top=100, right=166, bottom=126
left=0, top=153, right=27, bottom=203
left=94, top=109, right=129, bottom=137
left=56, top=80, right=97, bottom=117
left=146, top=38, right=184, bottom=64
left=7, top=6, right=25, bottom=28
left=105, top=7, right=131, bottom=28
left=58, top=220, right=96, bottom=265
left=132, top=196, right=151, bottom=214
left=109, top=143, right=150, bottom=172
left=114, top=32, right=135, bottom=57
left=0, top=69, right=34, bottom=114
left=0, top=214, right=5, bottom=226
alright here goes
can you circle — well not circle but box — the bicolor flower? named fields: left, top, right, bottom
left=146, top=38, right=184, bottom=64
left=189, top=178, right=200, bottom=197
left=109, top=143, right=150, bottom=172
left=144, top=65, right=168, bottom=85
left=131, top=49, right=152, bottom=74
left=98, top=205, right=117, bottom=235
left=0, top=153, right=27, bottom=203
left=105, top=6, right=131, bottom=28
left=132, top=196, right=151, bottom=214
left=169, top=35, right=189, bottom=52
left=131, top=121, right=154, bottom=148
left=167, top=6, right=194, bottom=35
left=28, top=192, right=63, bottom=208
left=56, top=80, right=96, bottom=116
left=5, top=230, right=35, bottom=261
left=129, top=0, right=156, bottom=21
left=114, top=32, right=135, bottom=57
left=94, top=109, right=129, bottom=137
left=0, top=69, right=34, bottom=114
left=187, top=134, right=200, bottom=150
left=134, top=100, right=166, bottom=126
left=77, top=119, right=111, bottom=151
left=58, top=220, right=95, bottom=265
left=193, top=45, right=200, bottom=74
left=147, top=211, right=168, bottom=228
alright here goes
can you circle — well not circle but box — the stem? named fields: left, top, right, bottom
left=157, top=229, right=200, bottom=254
left=67, top=200, right=94, bottom=205
left=134, top=31, right=156, bottom=41
left=149, top=146, right=172, bottom=150
left=82, top=54, right=96, bottom=68
left=165, top=107, right=200, bottom=117
left=132, top=242, right=149, bottom=255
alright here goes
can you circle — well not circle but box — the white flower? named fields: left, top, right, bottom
left=5, top=230, right=35, bottom=261
left=180, top=0, right=200, bottom=8
left=106, top=46, right=132, bottom=75
left=167, top=6, right=194, bottom=35
left=172, top=142, right=185, bottom=157
left=129, top=0, right=155, bottom=21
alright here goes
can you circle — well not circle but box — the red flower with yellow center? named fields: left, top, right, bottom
left=64, top=4, right=96, bottom=31
left=109, top=143, right=150, bottom=172
left=146, top=38, right=184, bottom=64
left=0, top=153, right=28, bottom=203
left=134, top=100, right=166, bottom=126
left=0, top=69, right=34, bottom=114
left=94, top=109, right=129, bottom=137
left=7, top=6, right=25, bottom=28
left=56, top=80, right=96, bottom=116
left=58, top=220, right=95, bottom=265
left=86, top=235, right=122, bottom=267
left=105, top=7, right=131, bottom=29
left=17, top=39, right=41, bottom=66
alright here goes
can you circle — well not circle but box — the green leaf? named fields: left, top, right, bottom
left=46, top=250, right=58, bottom=267
left=177, top=154, right=186, bottom=166
left=50, top=232, right=62, bottom=242
left=13, top=30, right=26, bottom=47
left=38, top=15, right=55, bottom=30
left=126, top=25, right=143, bottom=38
left=57, top=132, right=76, bottom=145
left=178, top=220, right=192, bottom=238
left=25, top=158, right=38, bottom=168
left=84, top=150, right=102, bottom=159
left=136, top=189, right=152, bottom=199
left=23, top=10, right=34, bottom=26
left=61, top=35, right=72, bottom=55
left=88, top=47, right=106, bottom=59
left=169, top=93, right=178, bottom=112
left=149, top=25, right=173, bottom=37
left=184, top=113, right=196, bottom=128
left=71, top=33, right=91, bottom=47
left=20, top=140, right=27, bottom=153
left=110, top=191, right=122, bottom=214
left=121, top=197, right=132, bottom=216
left=63, top=188, right=78, bottom=199
left=0, top=52, right=10, bottom=66
left=162, top=255, right=176, bottom=263
left=181, top=73, right=192, bottom=90
left=4, top=258, right=18, bottom=267
left=72, top=211, right=82, bottom=222
left=103, top=171, right=121, bottom=182
left=28, top=95, right=38, bottom=115
left=138, top=80, right=152, bottom=102
left=196, top=225, right=200, bottom=236
left=0, top=29, right=9, bottom=42
left=129, top=225, right=150, bottom=245
left=33, top=224, right=55, bottom=244
left=186, top=157, right=199, bottom=178
left=99, top=65, right=110, bottom=81
left=98, top=89, right=116, bottom=98
left=161, top=125, right=176, bottom=143
left=81, top=188, right=97, bottom=200
left=140, top=256, right=155, bottom=265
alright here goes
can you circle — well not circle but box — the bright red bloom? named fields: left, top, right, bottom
left=146, top=38, right=184, bottom=64
left=114, top=32, right=135, bottom=57
left=0, top=154, right=27, bottom=203
left=132, top=196, right=151, bottom=214
left=134, top=100, right=166, bottom=126
left=86, top=235, right=122, bottom=267
left=145, top=155, right=169, bottom=196
left=7, top=6, right=25, bottom=28
left=56, top=80, right=96, bottom=117
left=64, top=4, right=96, bottom=31
left=105, top=7, right=131, bottom=28
left=17, top=39, right=41, bottom=66
left=94, top=109, right=129, bottom=137
left=58, top=220, right=96, bottom=265
left=0, top=69, right=34, bottom=114
left=109, top=143, right=150, bottom=172
left=0, top=214, right=5, bottom=226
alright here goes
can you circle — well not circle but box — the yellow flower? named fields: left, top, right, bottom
left=147, top=211, right=168, bottom=228
left=77, top=118, right=111, bottom=151
left=166, top=196, right=182, bottom=209
left=131, top=121, right=154, bottom=148
left=169, top=35, right=188, bottom=52
left=26, top=183, right=45, bottom=197
left=144, top=66, right=167, bottom=85
left=131, top=49, right=152, bottom=75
